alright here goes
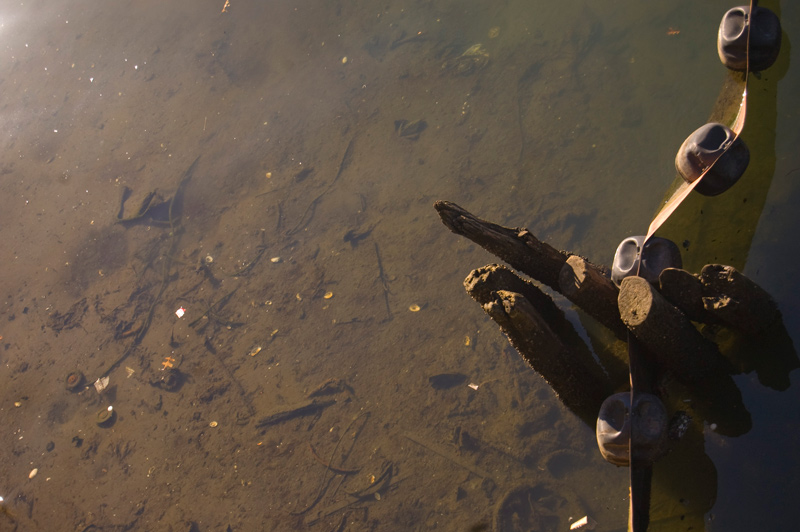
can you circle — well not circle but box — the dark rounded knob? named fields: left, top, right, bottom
left=718, top=6, right=781, bottom=72
left=596, top=392, right=669, bottom=467
left=675, top=122, right=749, bottom=196
left=611, top=236, right=682, bottom=287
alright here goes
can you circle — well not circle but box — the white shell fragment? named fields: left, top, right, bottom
left=94, top=376, right=110, bottom=393
left=570, top=515, right=597, bottom=530
left=29, top=468, right=38, bottom=479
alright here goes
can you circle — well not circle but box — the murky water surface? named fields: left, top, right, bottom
left=1, top=0, right=798, bottom=530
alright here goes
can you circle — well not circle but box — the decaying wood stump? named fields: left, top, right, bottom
left=435, top=200, right=624, bottom=340
left=435, top=200, right=572, bottom=291
left=618, top=276, right=729, bottom=377
left=559, top=255, right=627, bottom=340
left=436, top=201, right=792, bottom=435
left=465, top=265, right=612, bottom=424
left=659, top=265, right=781, bottom=335
left=618, top=276, right=751, bottom=435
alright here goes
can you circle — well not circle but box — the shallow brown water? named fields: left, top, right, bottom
left=1, top=0, right=799, bottom=531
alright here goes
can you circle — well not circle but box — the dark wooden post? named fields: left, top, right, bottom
left=465, top=265, right=612, bottom=424
left=618, top=276, right=751, bottom=436
left=435, top=200, right=570, bottom=291
left=700, top=264, right=781, bottom=335
left=659, top=265, right=782, bottom=335
left=559, top=255, right=627, bottom=340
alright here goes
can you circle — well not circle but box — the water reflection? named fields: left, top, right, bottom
left=0, top=0, right=798, bottom=530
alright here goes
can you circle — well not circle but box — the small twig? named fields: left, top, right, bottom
left=374, top=243, right=393, bottom=321
left=292, top=412, right=369, bottom=516
left=286, top=137, right=355, bottom=236
left=308, top=443, right=361, bottom=475
left=223, top=246, right=267, bottom=277
left=256, top=399, right=335, bottom=428
left=188, top=288, right=238, bottom=328
left=403, top=432, right=495, bottom=482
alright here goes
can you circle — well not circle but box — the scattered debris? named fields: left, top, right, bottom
left=570, top=515, right=597, bottom=530
left=66, top=371, right=85, bottom=391
left=306, top=378, right=352, bottom=398
left=442, top=43, right=489, bottom=76
left=394, top=119, right=427, bottom=141
left=94, top=376, right=110, bottom=393
left=96, top=406, right=116, bottom=427
left=668, top=411, right=691, bottom=440
left=151, top=368, right=182, bottom=392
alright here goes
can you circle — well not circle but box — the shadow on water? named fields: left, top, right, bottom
left=0, top=0, right=799, bottom=530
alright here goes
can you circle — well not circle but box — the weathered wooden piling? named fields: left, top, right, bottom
left=659, top=265, right=781, bottom=335
left=435, top=201, right=786, bottom=435
left=618, top=276, right=728, bottom=377
left=465, top=265, right=612, bottom=424
left=559, top=255, right=627, bottom=340
left=435, top=200, right=625, bottom=340
left=618, top=276, right=751, bottom=435
left=435, top=200, right=570, bottom=291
